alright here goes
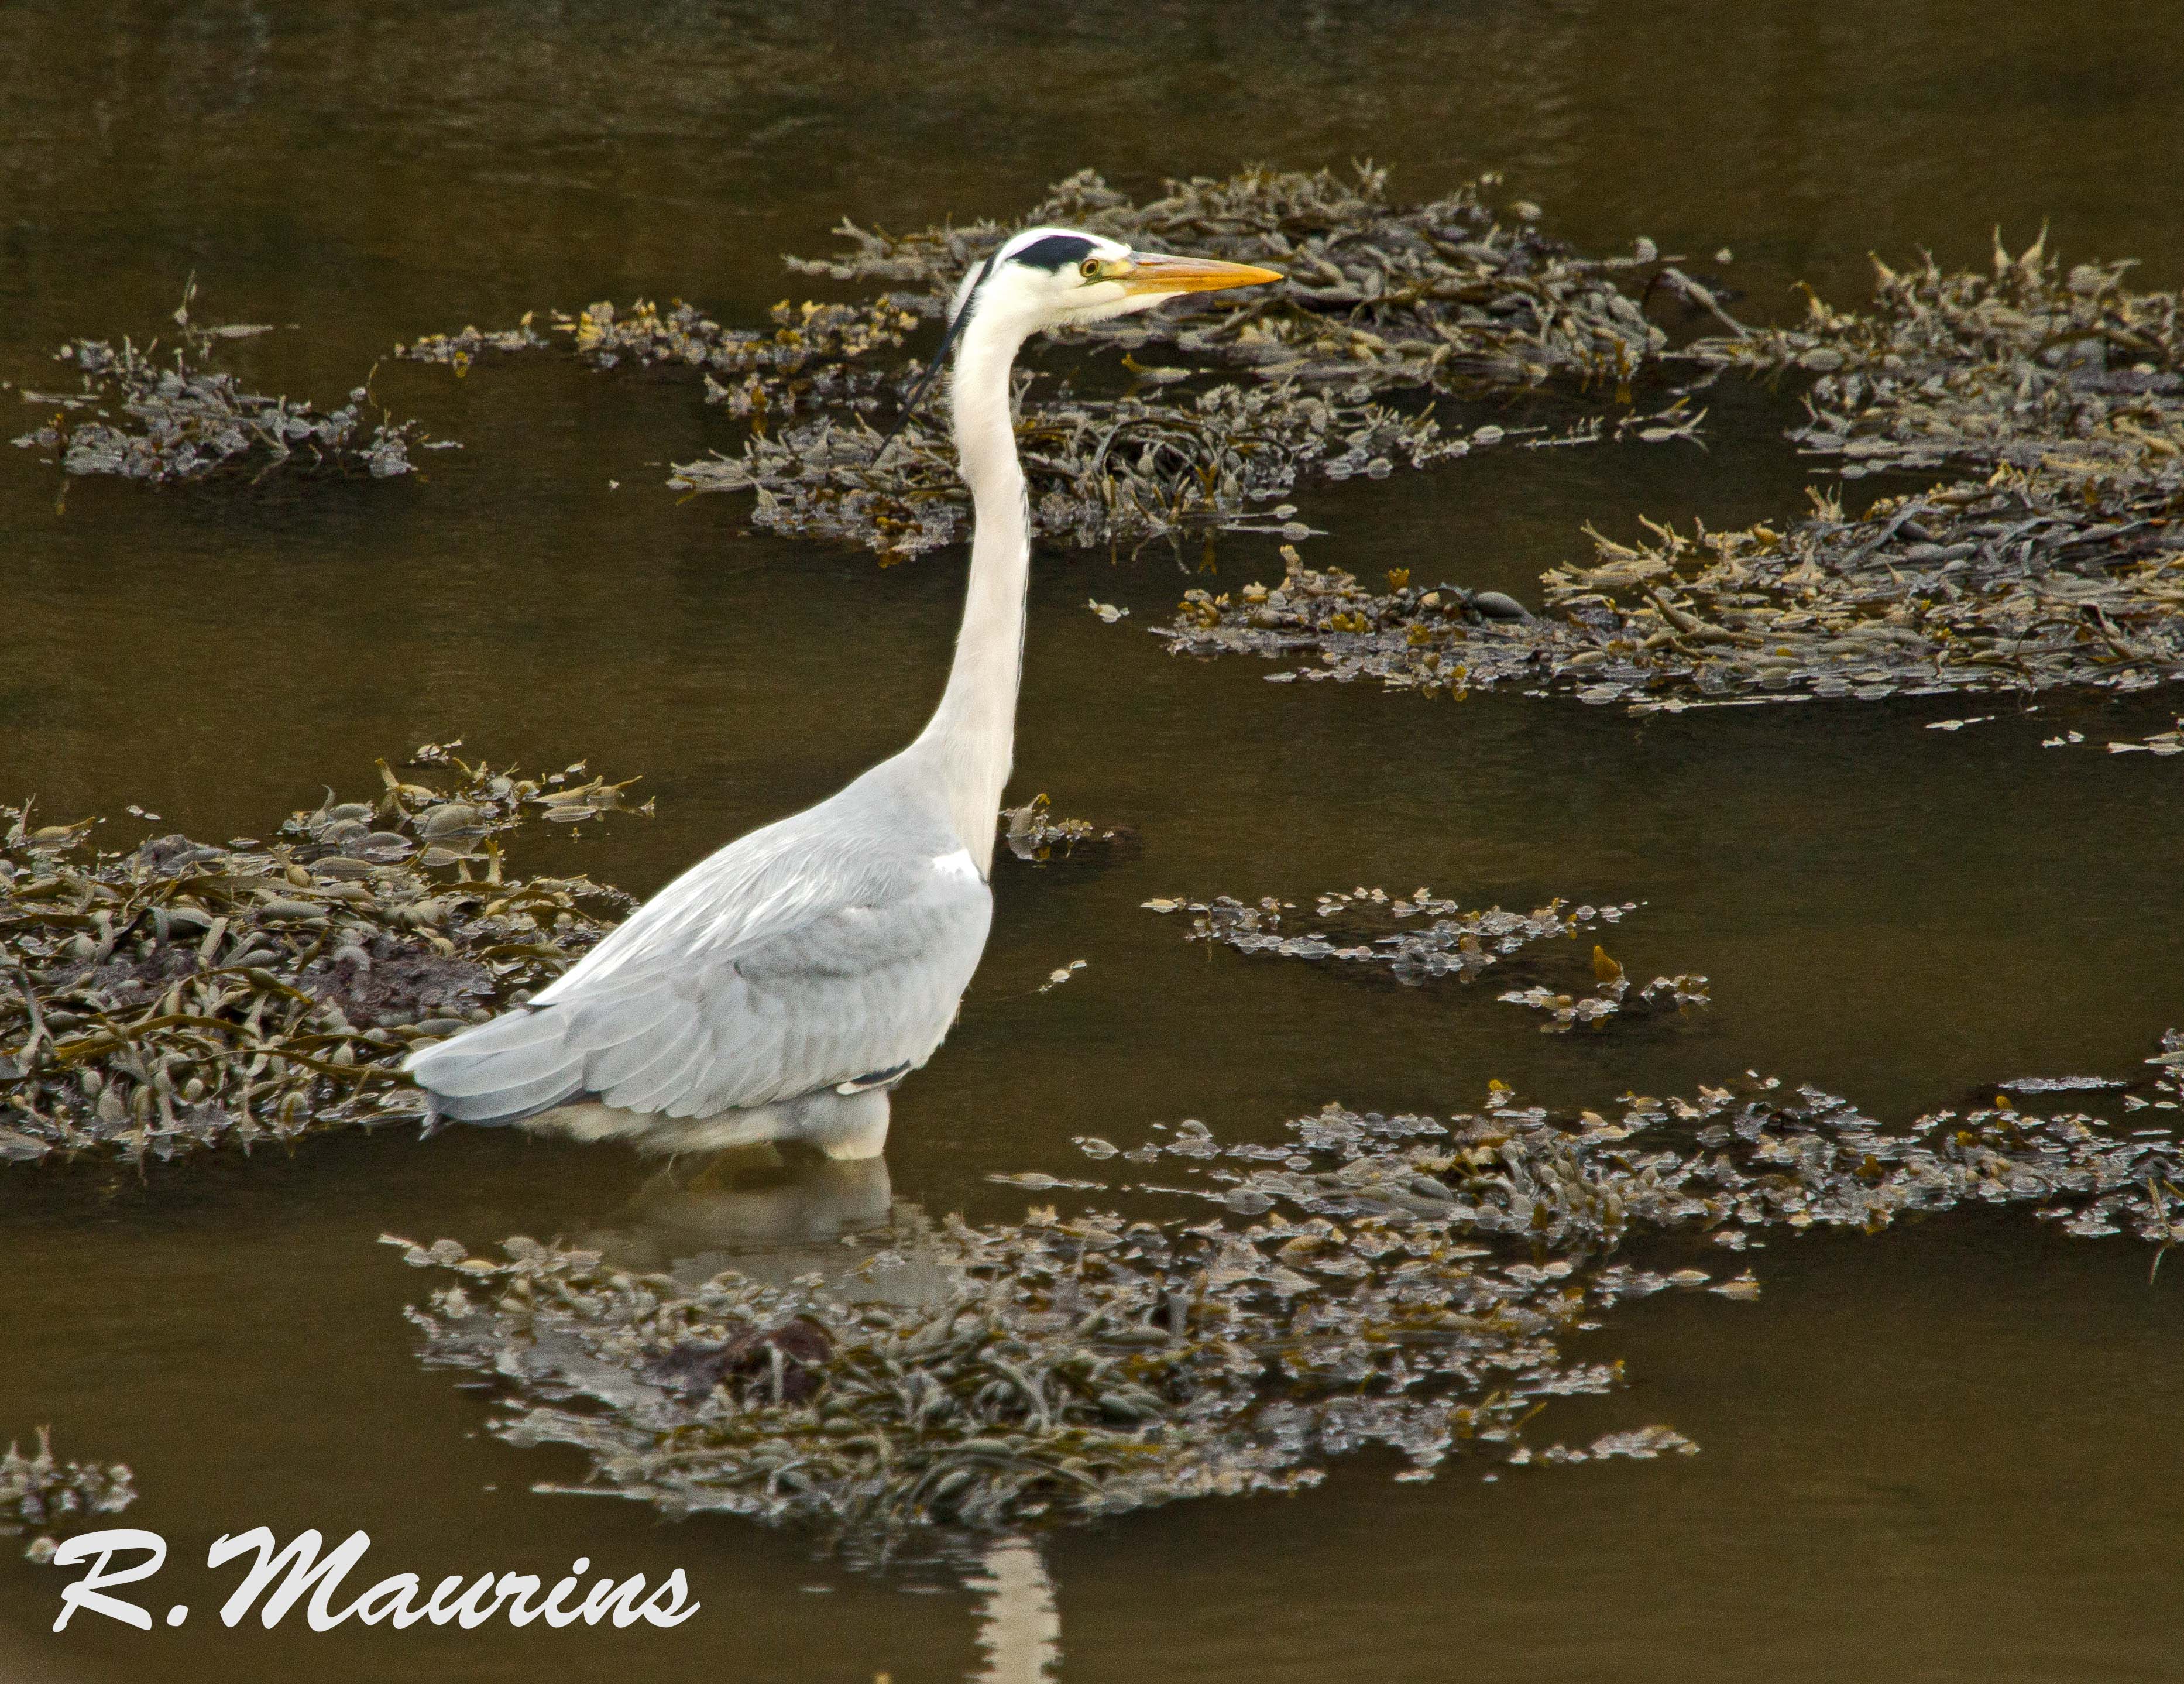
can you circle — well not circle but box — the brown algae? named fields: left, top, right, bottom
left=782, top=165, right=1684, bottom=400
left=0, top=751, right=647, bottom=1163
left=999, top=795, right=1138, bottom=866
left=1682, top=228, right=2183, bottom=483
left=1163, top=464, right=2184, bottom=707
left=397, top=166, right=1722, bottom=560
left=2, top=1429, right=137, bottom=1565
left=11, top=287, right=432, bottom=484
left=1143, top=885, right=1708, bottom=1033
left=392, top=1030, right=2182, bottom=1553
left=390, top=1192, right=1653, bottom=1556
left=1165, top=234, right=2184, bottom=709
left=1, top=762, right=1148, bottom=1164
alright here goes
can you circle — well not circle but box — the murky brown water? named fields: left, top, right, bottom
left=5, top=3, right=2184, bottom=1679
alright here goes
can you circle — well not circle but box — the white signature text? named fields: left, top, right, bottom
left=50, top=1528, right=700, bottom=1634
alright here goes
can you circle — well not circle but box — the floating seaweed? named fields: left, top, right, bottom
left=0, top=753, right=648, bottom=1164
left=1, top=760, right=1151, bottom=1164
left=390, top=1192, right=1644, bottom=1558
left=1142, top=883, right=1630, bottom=981
left=666, top=378, right=1491, bottom=561
left=1162, top=461, right=2184, bottom=707
left=1142, top=884, right=1704, bottom=1031
left=1159, top=544, right=1574, bottom=697
left=393, top=315, right=551, bottom=369
left=1159, top=231, right=2184, bottom=709
left=397, top=166, right=1718, bottom=559
left=1498, top=944, right=1710, bottom=1033
left=1540, top=470, right=2184, bottom=710
left=11, top=286, right=430, bottom=484
left=784, top=165, right=1689, bottom=400
left=1681, top=229, right=2182, bottom=484
left=2, top=1429, right=136, bottom=1565
left=392, top=1029, right=2183, bottom=1555
left=2101, top=718, right=2184, bottom=756
left=400, top=297, right=918, bottom=424
left=998, top=795, right=1138, bottom=866
left=1123, top=1035, right=2184, bottom=1256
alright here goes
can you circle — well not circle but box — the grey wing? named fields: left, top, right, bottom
left=404, top=810, right=993, bottom=1126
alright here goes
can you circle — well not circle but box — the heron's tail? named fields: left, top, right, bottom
left=403, top=1006, right=588, bottom=1130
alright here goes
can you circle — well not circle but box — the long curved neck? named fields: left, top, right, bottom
left=912, top=314, right=1029, bottom=876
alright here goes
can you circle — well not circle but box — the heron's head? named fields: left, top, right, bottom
left=949, top=227, right=1283, bottom=341
left=877, top=229, right=1280, bottom=457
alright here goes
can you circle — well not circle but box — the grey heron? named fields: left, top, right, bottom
left=405, top=229, right=1280, bottom=1158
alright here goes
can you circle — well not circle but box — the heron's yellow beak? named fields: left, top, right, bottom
left=1116, top=253, right=1284, bottom=296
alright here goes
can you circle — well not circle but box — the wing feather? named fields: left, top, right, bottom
left=561, top=980, right=681, bottom=1053
left=439, top=1067, right=587, bottom=1123
left=405, top=776, right=992, bottom=1126
left=585, top=997, right=704, bottom=1089
left=408, top=1008, right=579, bottom=1099
left=605, top=1034, right=712, bottom=1115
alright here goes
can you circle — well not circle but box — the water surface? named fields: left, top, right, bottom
left=5, top=4, right=2183, bottom=1679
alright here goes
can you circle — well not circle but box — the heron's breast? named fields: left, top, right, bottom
left=929, top=847, right=984, bottom=884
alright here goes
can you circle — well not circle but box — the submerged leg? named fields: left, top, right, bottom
left=518, top=1084, right=893, bottom=1158
left=798, top=1088, right=892, bottom=1161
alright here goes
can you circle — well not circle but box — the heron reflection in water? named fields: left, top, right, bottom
left=577, top=1133, right=1061, bottom=1683
left=579, top=1110, right=903, bottom=1288
left=407, top=234, right=1279, bottom=1158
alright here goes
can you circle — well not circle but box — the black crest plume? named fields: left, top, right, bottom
left=875, top=252, right=997, bottom=465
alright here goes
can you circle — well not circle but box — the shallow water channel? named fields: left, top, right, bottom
left=5, top=4, right=2184, bottom=1680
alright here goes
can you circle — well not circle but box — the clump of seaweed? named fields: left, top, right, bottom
left=666, top=378, right=1491, bottom=561
left=1498, top=945, right=1709, bottom=1033
left=1539, top=471, right=2184, bottom=711
left=393, top=317, right=551, bottom=369
left=785, top=165, right=1688, bottom=400
left=998, top=796, right=1138, bottom=866
left=11, top=339, right=424, bottom=483
left=392, top=1030, right=2183, bottom=1555
left=0, top=751, right=646, bottom=1164
left=1162, top=231, right=2184, bottom=709
left=1125, top=1039, right=2184, bottom=1255
left=390, top=1189, right=1650, bottom=1555
left=2, top=1430, right=136, bottom=1564
left=1684, top=229, right=2183, bottom=483
left=12, top=287, right=430, bottom=484
left=1143, top=884, right=1703, bottom=1031
left=1143, top=882, right=1626, bottom=978
left=401, top=297, right=920, bottom=424
left=399, top=166, right=1719, bottom=559
left=2101, top=718, right=2184, bottom=755
left=1163, top=464, right=2184, bottom=708
left=1158, top=544, right=1575, bottom=697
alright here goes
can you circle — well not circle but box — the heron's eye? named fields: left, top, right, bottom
left=1079, top=258, right=1102, bottom=279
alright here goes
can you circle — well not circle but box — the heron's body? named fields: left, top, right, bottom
left=405, top=229, right=1278, bottom=1157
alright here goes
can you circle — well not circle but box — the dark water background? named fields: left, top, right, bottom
left=4, top=3, right=2182, bottom=1679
